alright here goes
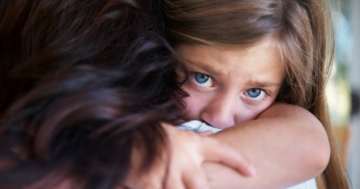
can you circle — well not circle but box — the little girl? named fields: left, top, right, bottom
left=161, top=0, right=349, bottom=188
left=176, top=37, right=318, bottom=189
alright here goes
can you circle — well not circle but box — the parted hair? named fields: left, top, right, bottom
left=162, top=0, right=349, bottom=188
left=0, top=0, right=185, bottom=188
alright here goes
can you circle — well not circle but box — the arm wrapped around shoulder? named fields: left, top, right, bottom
left=203, top=103, right=330, bottom=189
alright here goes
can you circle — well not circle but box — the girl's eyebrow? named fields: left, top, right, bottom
left=185, top=59, right=223, bottom=75
left=247, top=80, right=282, bottom=88
left=185, top=59, right=283, bottom=88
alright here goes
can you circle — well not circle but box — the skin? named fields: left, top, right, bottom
left=206, top=103, right=330, bottom=189
left=123, top=124, right=255, bottom=189
left=174, top=41, right=330, bottom=188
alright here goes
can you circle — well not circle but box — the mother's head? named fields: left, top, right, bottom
left=0, top=0, right=184, bottom=188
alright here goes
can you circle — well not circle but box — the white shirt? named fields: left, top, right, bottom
left=178, top=120, right=318, bottom=189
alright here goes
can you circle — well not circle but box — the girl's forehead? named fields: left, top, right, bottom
left=224, top=35, right=281, bottom=51
left=176, top=36, right=283, bottom=61
left=178, top=35, right=282, bottom=56
left=175, top=41, right=285, bottom=78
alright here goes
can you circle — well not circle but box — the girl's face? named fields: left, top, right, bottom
left=175, top=41, right=285, bottom=129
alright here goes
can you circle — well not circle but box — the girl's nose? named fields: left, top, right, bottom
left=199, top=93, right=237, bottom=129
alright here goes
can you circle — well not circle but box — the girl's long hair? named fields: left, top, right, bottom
left=0, top=0, right=185, bottom=188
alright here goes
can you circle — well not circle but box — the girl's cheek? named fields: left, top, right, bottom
left=182, top=101, right=196, bottom=120
left=181, top=81, right=193, bottom=93
left=182, top=94, right=203, bottom=119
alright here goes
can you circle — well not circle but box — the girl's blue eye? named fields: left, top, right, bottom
left=193, top=72, right=213, bottom=87
left=247, top=88, right=262, bottom=98
left=194, top=73, right=210, bottom=84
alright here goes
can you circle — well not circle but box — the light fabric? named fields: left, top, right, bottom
left=177, top=120, right=318, bottom=189
left=177, top=120, right=222, bottom=133
left=288, top=178, right=317, bottom=189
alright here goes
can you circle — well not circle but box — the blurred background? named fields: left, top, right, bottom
left=328, top=0, right=360, bottom=188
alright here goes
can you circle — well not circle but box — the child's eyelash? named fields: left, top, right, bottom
left=191, top=72, right=215, bottom=87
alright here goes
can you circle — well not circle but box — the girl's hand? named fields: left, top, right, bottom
left=123, top=123, right=255, bottom=189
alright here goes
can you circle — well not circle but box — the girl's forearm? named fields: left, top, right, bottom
left=204, top=103, right=330, bottom=189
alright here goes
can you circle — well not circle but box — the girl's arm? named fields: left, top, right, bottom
left=123, top=123, right=255, bottom=189
left=204, top=103, right=330, bottom=189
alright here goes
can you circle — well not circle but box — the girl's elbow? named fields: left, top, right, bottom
left=307, top=131, right=331, bottom=176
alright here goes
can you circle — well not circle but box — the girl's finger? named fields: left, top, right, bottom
left=201, top=137, right=256, bottom=176
left=182, top=167, right=210, bottom=189
left=164, top=171, right=186, bottom=189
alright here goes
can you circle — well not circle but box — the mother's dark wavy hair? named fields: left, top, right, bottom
left=0, top=0, right=185, bottom=188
